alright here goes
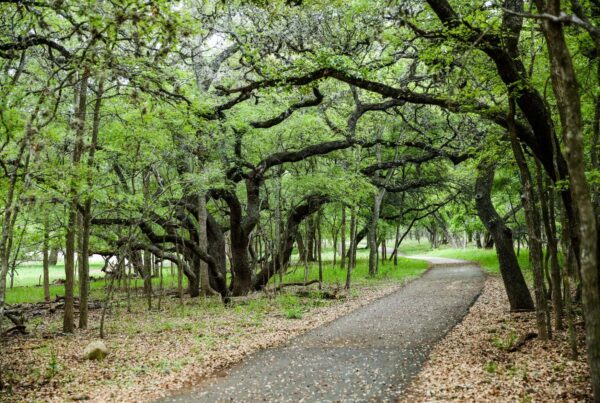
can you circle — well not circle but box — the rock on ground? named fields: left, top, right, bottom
left=83, top=340, right=109, bottom=360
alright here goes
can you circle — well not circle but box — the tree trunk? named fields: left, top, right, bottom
left=252, top=195, right=328, bottom=290
left=317, top=210, right=323, bottom=289
left=0, top=102, right=40, bottom=331
left=306, top=216, right=316, bottom=262
left=369, top=160, right=394, bottom=275
left=78, top=76, right=103, bottom=329
left=188, top=255, right=201, bottom=298
left=346, top=207, right=357, bottom=289
left=43, top=218, right=50, bottom=302
left=296, top=233, right=306, bottom=262
left=537, top=162, right=563, bottom=331
left=474, top=162, right=534, bottom=311
left=207, top=214, right=228, bottom=296
left=198, top=192, right=218, bottom=297
left=507, top=98, right=549, bottom=339
left=63, top=209, right=77, bottom=333
left=143, top=250, right=153, bottom=310
left=303, top=221, right=310, bottom=285
left=392, top=222, right=401, bottom=266
left=64, top=69, right=89, bottom=333
left=48, top=248, right=59, bottom=266
left=340, top=206, right=346, bottom=269
left=536, top=1, right=600, bottom=396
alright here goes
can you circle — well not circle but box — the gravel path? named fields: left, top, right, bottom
left=159, top=257, right=485, bottom=402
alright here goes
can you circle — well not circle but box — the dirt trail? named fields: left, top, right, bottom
left=159, top=257, right=485, bottom=402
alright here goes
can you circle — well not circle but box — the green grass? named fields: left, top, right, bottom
left=6, top=255, right=428, bottom=305
left=395, top=239, right=436, bottom=255
left=412, top=246, right=533, bottom=280
left=8, top=261, right=105, bottom=287
left=278, top=255, right=428, bottom=286
left=5, top=266, right=184, bottom=305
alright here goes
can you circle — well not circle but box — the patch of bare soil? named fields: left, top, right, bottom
left=402, top=277, right=592, bottom=402
left=0, top=282, right=409, bottom=402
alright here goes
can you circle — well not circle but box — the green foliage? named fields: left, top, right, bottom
left=484, top=361, right=498, bottom=374
left=44, top=349, right=61, bottom=380
left=492, top=331, right=518, bottom=351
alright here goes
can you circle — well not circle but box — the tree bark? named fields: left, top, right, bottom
left=0, top=98, right=41, bottom=331
left=78, top=76, right=103, bottom=329
left=368, top=190, right=385, bottom=276
left=474, top=162, right=534, bottom=311
left=537, top=161, right=563, bottom=331
left=340, top=206, right=346, bottom=269
left=507, top=98, right=549, bottom=338
left=252, top=195, right=328, bottom=290
left=535, top=0, right=600, bottom=396
left=317, top=210, right=323, bottom=289
left=143, top=250, right=153, bottom=310
left=346, top=207, right=357, bottom=289
left=43, top=218, right=50, bottom=302
left=64, top=69, right=89, bottom=333
left=198, top=192, right=218, bottom=297
left=48, top=248, right=59, bottom=266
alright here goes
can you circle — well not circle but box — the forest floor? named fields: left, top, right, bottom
left=0, top=258, right=427, bottom=402
left=402, top=275, right=592, bottom=401
left=158, top=257, right=485, bottom=402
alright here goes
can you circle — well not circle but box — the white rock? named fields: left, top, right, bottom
left=83, top=340, right=109, bottom=360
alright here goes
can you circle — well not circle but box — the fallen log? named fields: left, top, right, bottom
left=274, top=279, right=320, bottom=290
left=2, top=312, right=27, bottom=336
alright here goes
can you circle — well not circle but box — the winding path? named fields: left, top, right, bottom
left=160, top=257, right=485, bottom=402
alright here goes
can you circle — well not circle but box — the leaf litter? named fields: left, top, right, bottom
left=401, top=277, right=592, bottom=402
left=0, top=282, right=408, bottom=402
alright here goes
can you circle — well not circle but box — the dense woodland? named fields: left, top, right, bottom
left=1, top=0, right=600, bottom=400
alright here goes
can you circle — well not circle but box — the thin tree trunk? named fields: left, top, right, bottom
left=392, top=222, right=400, bottom=266
left=99, top=257, right=119, bottom=339
left=346, top=207, right=357, bottom=290
left=64, top=70, right=89, bottom=333
left=332, top=231, right=338, bottom=269
left=538, top=162, right=563, bottom=331
left=143, top=250, right=152, bottom=310
left=126, top=261, right=131, bottom=313
left=560, top=204, right=579, bottom=359
left=43, top=218, right=50, bottom=302
left=79, top=77, right=103, bottom=329
left=507, top=98, right=549, bottom=339
left=303, top=221, right=309, bottom=285
left=158, top=259, right=164, bottom=310
left=317, top=210, right=323, bottom=289
left=340, top=206, right=346, bottom=269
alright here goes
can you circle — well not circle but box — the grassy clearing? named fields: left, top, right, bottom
left=5, top=268, right=184, bottom=305
left=7, top=261, right=105, bottom=287
left=403, top=243, right=534, bottom=281
left=395, top=239, right=436, bottom=255
left=279, top=256, right=428, bottom=286
left=397, top=238, right=537, bottom=280
left=6, top=254, right=428, bottom=305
